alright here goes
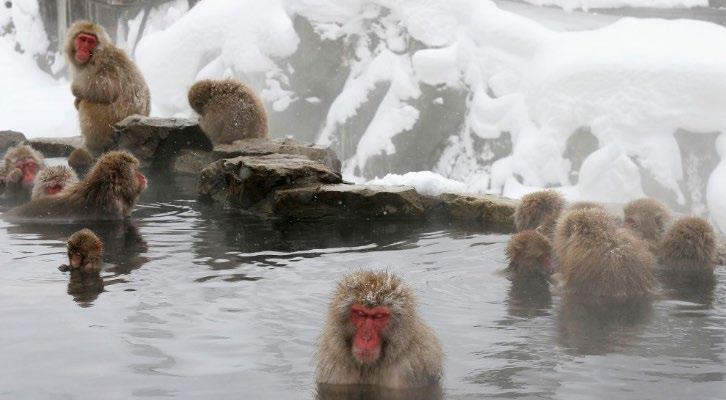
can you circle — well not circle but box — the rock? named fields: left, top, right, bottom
left=174, top=137, right=341, bottom=174
left=114, top=115, right=212, bottom=168
left=199, top=154, right=342, bottom=211
left=274, top=184, right=426, bottom=220
left=0, top=131, right=27, bottom=155
left=424, top=193, right=517, bottom=230
left=29, top=136, right=83, bottom=158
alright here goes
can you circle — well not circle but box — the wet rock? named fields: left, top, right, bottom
left=274, top=184, right=425, bottom=220
left=114, top=115, right=212, bottom=168
left=199, top=154, right=342, bottom=211
left=0, top=130, right=26, bottom=154
left=424, top=193, right=517, bottom=230
left=29, top=136, right=82, bottom=157
left=174, top=138, right=341, bottom=174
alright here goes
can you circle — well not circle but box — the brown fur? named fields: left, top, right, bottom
left=31, top=165, right=79, bottom=200
left=514, top=190, right=565, bottom=237
left=1, top=144, right=45, bottom=201
left=188, top=79, right=268, bottom=144
left=66, top=228, right=104, bottom=273
left=8, top=151, right=146, bottom=220
left=659, top=217, right=715, bottom=279
left=555, top=208, right=656, bottom=300
left=316, top=270, right=443, bottom=389
left=568, top=201, right=605, bottom=212
left=65, top=21, right=150, bottom=155
left=68, top=148, right=94, bottom=178
left=623, top=198, right=670, bottom=252
left=505, top=230, right=553, bottom=279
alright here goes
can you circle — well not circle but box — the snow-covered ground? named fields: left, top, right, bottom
left=520, top=0, right=707, bottom=12
left=2, top=0, right=726, bottom=231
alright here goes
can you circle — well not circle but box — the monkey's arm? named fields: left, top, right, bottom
left=74, top=97, right=82, bottom=109
left=72, top=56, right=121, bottom=104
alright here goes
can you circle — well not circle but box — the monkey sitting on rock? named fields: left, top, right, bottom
left=188, top=79, right=269, bottom=144
left=316, top=270, right=443, bottom=390
left=65, top=21, right=150, bottom=155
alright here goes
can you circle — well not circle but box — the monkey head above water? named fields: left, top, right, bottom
left=660, top=217, right=716, bottom=281
left=555, top=208, right=657, bottom=300
left=505, top=230, right=554, bottom=279
left=316, top=270, right=443, bottom=389
left=67, top=148, right=94, bottom=178
left=623, top=198, right=671, bottom=252
left=188, top=79, right=269, bottom=144
left=59, top=229, right=104, bottom=273
left=514, top=190, right=565, bottom=237
left=1, top=144, right=44, bottom=201
left=65, top=21, right=150, bottom=155
left=8, top=151, right=147, bottom=220
left=31, top=165, right=79, bottom=200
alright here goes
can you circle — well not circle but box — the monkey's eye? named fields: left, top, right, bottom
left=373, top=313, right=387, bottom=320
left=352, top=310, right=367, bottom=318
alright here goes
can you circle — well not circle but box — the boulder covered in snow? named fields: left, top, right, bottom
left=274, top=184, right=425, bottom=220
left=199, top=154, right=342, bottom=211
left=114, top=115, right=212, bottom=168
left=174, top=138, right=341, bottom=175
left=0, top=131, right=27, bottom=155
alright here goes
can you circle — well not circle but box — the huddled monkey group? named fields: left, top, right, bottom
left=0, top=19, right=723, bottom=394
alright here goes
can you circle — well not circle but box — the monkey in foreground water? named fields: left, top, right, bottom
left=65, top=21, right=150, bottom=154
left=67, top=148, right=94, bottom=178
left=505, top=230, right=554, bottom=280
left=31, top=165, right=79, bottom=200
left=59, top=228, right=104, bottom=273
left=316, top=270, right=443, bottom=389
left=623, top=198, right=670, bottom=253
left=8, top=151, right=147, bottom=220
left=554, top=208, right=656, bottom=300
left=659, top=217, right=716, bottom=281
left=0, top=144, right=44, bottom=203
left=514, top=190, right=565, bottom=238
left=188, top=79, right=269, bottom=144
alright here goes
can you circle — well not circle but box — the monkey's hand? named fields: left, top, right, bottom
left=74, top=97, right=82, bottom=110
left=58, top=264, right=71, bottom=272
left=6, top=168, right=22, bottom=185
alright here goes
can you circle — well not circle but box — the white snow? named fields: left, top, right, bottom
left=2, top=0, right=726, bottom=229
left=521, top=0, right=707, bottom=12
left=368, top=171, right=468, bottom=196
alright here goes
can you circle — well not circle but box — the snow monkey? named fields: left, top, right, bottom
left=514, top=190, right=565, bottom=238
left=65, top=21, right=150, bottom=155
left=660, top=217, right=716, bottom=281
left=8, top=151, right=147, bottom=220
left=623, top=198, right=671, bottom=253
left=188, top=79, right=269, bottom=144
left=316, top=270, right=443, bottom=389
left=31, top=165, right=79, bottom=200
left=0, top=144, right=44, bottom=202
left=505, top=230, right=554, bottom=280
left=67, top=148, right=94, bottom=178
left=567, top=201, right=605, bottom=212
left=555, top=208, right=656, bottom=300
left=59, top=229, right=104, bottom=273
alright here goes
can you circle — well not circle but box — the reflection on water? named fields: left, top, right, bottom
left=0, top=174, right=724, bottom=399
left=316, top=383, right=443, bottom=400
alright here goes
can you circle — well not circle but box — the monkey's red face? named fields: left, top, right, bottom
left=44, top=182, right=64, bottom=196
left=69, top=251, right=83, bottom=269
left=350, top=304, right=390, bottom=364
left=14, top=157, right=37, bottom=187
left=74, top=33, right=98, bottom=63
left=136, top=170, right=147, bottom=191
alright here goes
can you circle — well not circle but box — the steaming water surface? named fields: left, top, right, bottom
left=0, top=176, right=724, bottom=399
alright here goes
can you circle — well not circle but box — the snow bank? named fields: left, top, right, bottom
left=521, top=0, right=707, bottom=12
left=368, top=171, right=468, bottom=196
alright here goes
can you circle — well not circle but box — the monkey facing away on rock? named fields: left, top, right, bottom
left=31, top=165, right=79, bottom=200
left=188, top=79, right=269, bottom=144
left=316, top=270, right=443, bottom=389
left=7, top=151, right=147, bottom=220
left=65, top=21, right=150, bottom=155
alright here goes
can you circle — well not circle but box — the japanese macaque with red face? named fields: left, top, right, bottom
left=1, top=144, right=44, bottom=203
left=316, top=270, right=443, bottom=390
left=31, top=165, right=79, bottom=200
left=65, top=21, right=150, bottom=155
left=59, top=228, right=104, bottom=273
